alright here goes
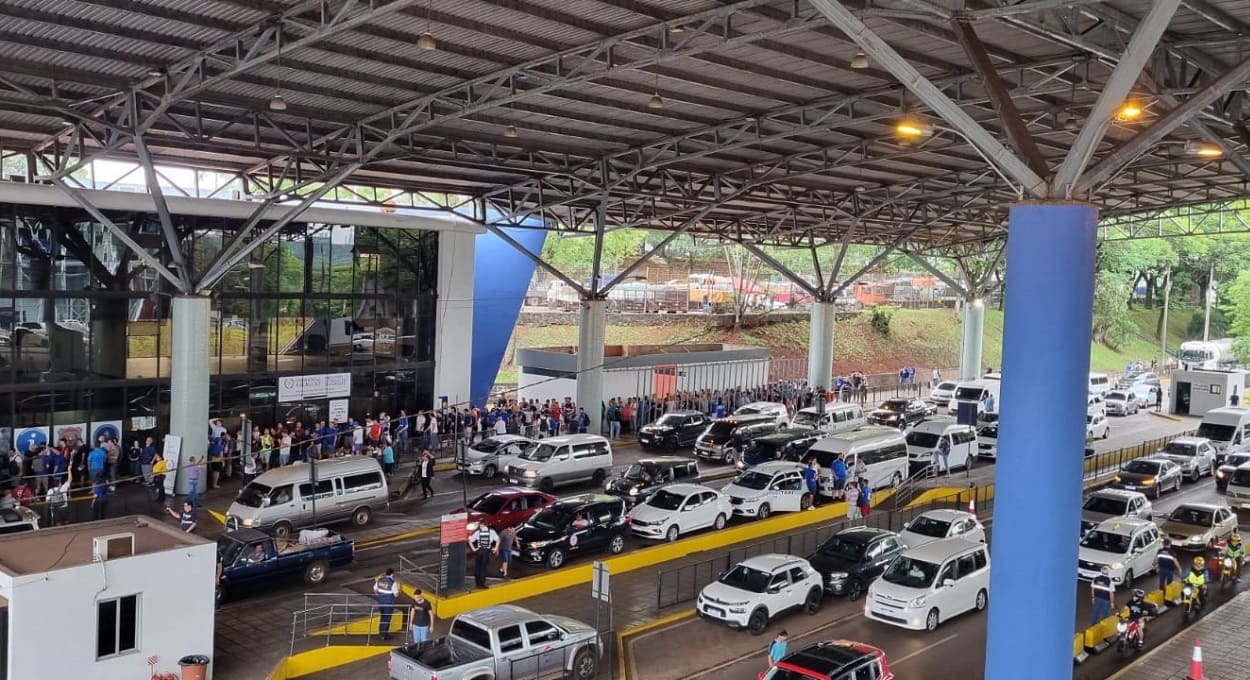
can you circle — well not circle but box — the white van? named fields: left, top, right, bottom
left=865, top=538, right=990, bottom=631
left=227, top=456, right=389, bottom=537
left=504, top=433, right=613, bottom=491
left=806, top=427, right=909, bottom=493
left=1088, top=372, right=1112, bottom=397
left=952, top=380, right=1000, bottom=414
left=904, top=418, right=978, bottom=472
left=1197, top=406, right=1250, bottom=455
left=789, top=403, right=866, bottom=434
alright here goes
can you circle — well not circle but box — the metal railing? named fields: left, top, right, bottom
left=503, top=632, right=616, bottom=680
left=398, top=554, right=442, bottom=597
left=655, top=485, right=995, bottom=609
left=1082, top=429, right=1196, bottom=482
left=289, top=593, right=415, bottom=655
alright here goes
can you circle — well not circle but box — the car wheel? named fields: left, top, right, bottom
left=1175, top=477, right=1183, bottom=493
left=546, top=548, right=566, bottom=569
left=800, top=493, right=813, bottom=511
left=1102, top=428, right=1109, bottom=440
left=1153, top=483, right=1162, bottom=500
left=304, top=559, right=328, bottom=585
left=804, top=588, right=822, bottom=615
left=665, top=525, right=680, bottom=543
left=609, top=534, right=625, bottom=554
left=539, top=477, right=556, bottom=493
left=758, top=504, right=771, bottom=520
left=483, top=464, right=497, bottom=479
left=848, top=579, right=865, bottom=602
left=925, top=608, right=940, bottom=632
left=352, top=506, right=372, bottom=527
left=724, top=448, right=739, bottom=466
left=592, top=469, right=607, bottom=485
left=273, top=521, right=293, bottom=539
left=975, top=589, right=987, bottom=611
left=713, top=514, right=727, bottom=530
left=571, top=648, right=596, bottom=680
left=747, top=608, right=769, bottom=635
left=1124, top=570, right=1135, bottom=587
left=891, top=471, right=903, bottom=488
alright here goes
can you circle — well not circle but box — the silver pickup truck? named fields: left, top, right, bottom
left=388, top=604, right=601, bottom=680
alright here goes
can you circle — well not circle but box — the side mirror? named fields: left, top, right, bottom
left=942, top=578, right=956, bottom=588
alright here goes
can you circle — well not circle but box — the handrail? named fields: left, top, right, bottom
left=290, top=593, right=414, bottom=655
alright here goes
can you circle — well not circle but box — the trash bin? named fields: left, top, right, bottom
left=179, top=655, right=210, bottom=680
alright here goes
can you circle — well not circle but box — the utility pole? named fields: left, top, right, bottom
left=1203, top=262, right=1216, bottom=342
left=1160, top=268, right=1172, bottom=370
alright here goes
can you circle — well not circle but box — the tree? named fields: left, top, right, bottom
left=1223, top=269, right=1250, bottom=361
left=1092, top=270, right=1137, bottom=350
left=540, top=230, right=647, bottom=282
left=1099, top=239, right=1178, bottom=308
left=723, top=244, right=765, bottom=329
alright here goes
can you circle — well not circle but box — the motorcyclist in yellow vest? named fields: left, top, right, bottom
left=1184, top=556, right=1210, bottom=603
left=1223, top=534, right=1245, bottom=581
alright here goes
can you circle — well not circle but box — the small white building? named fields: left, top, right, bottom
left=0, top=516, right=217, bottom=680
left=1171, top=369, right=1250, bottom=417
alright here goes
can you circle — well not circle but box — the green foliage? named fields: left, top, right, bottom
left=1224, top=270, right=1250, bottom=362
left=541, top=231, right=647, bottom=275
left=868, top=305, right=893, bottom=337
left=1092, top=271, right=1137, bottom=350
left=1186, top=308, right=1229, bottom=339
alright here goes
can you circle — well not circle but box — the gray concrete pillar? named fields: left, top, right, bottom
left=807, top=300, right=835, bottom=390
left=576, top=298, right=607, bottom=434
left=169, top=295, right=210, bottom=496
left=960, top=297, right=985, bottom=381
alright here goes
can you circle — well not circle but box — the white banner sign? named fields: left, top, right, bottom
left=162, top=434, right=182, bottom=497
left=91, top=420, right=124, bottom=444
left=328, top=399, right=350, bottom=423
left=53, top=423, right=87, bottom=446
left=278, top=372, right=352, bottom=403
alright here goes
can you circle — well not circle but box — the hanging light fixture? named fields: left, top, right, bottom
left=1184, top=141, right=1223, bottom=158
left=418, top=0, right=437, bottom=51
left=270, top=29, right=288, bottom=111
left=1115, top=100, right=1144, bottom=121
left=647, top=73, right=664, bottom=110
left=850, top=52, right=869, bottom=69
left=268, top=94, right=288, bottom=111
left=895, top=114, right=933, bottom=139
left=504, top=125, right=518, bottom=138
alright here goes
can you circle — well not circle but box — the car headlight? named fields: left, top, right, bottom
left=523, top=469, right=538, bottom=478
left=529, top=539, right=554, bottom=548
left=1141, top=478, right=1155, bottom=486
left=1113, top=476, right=1122, bottom=483
left=241, top=518, right=255, bottom=527
left=630, top=487, right=639, bottom=496
left=908, top=595, right=927, bottom=607
left=828, top=572, right=848, bottom=581
left=728, top=607, right=747, bottom=613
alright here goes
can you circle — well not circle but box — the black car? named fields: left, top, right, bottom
left=806, top=527, right=905, bottom=601
left=513, top=494, right=628, bottom=569
left=694, top=414, right=780, bottom=464
left=605, top=456, right=700, bottom=505
left=866, top=398, right=928, bottom=429
left=637, top=410, right=709, bottom=449
left=738, top=428, right=822, bottom=470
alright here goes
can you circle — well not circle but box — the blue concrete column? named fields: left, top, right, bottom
left=985, top=202, right=1097, bottom=680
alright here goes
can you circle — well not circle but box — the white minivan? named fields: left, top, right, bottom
left=227, top=456, right=389, bottom=537
left=865, top=538, right=990, bottom=632
left=1088, top=372, right=1112, bottom=397
left=952, top=380, right=1000, bottom=414
left=503, top=434, right=614, bottom=492
left=904, top=418, right=978, bottom=473
left=1197, top=406, right=1250, bottom=456
left=789, top=403, right=865, bottom=435
left=806, top=427, right=910, bottom=493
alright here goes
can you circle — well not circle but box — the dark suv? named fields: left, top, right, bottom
left=638, top=410, right=709, bottom=449
left=693, top=414, right=780, bottom=465
left=739, top=429, right=822, bottom=470
left=867, top=398, right=929, bottom=429
left=513, top=494, right=628, bottom=569
left=806, top=527, right=905, bottom=601
left=605, top=456, right=700, bottom=506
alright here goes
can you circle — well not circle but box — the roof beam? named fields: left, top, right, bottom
left=1180, top=0, right=1250, bottom=33
left=133, top=136, right=194, bottom=290
left=485, top=224, right=588, bottom=297
left=949, top=18, right=1050, bottom=179
left=906, top=251, right=969, bottom=298
left=808, top=0, right=1049, bottom=198
left=967, top=0, right=1111, bottom=19
left=1076, top=55, right=1250, bottom=194
left=1052, top=0, right=1183, bottom=196
left=829, top=226, right=922, bottom=297
left=739, top=242, right=821, bottom=298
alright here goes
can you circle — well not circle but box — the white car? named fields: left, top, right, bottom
left=897, top=509, right=986, bottom=549
left=1077, top=518, right=1161, bottom=588
left=722, top=461, right=811, bottom=519
left=865, top=538, right=990, bottom=632
left=1080, top=489, right=1153, bottom=536
left=628, top=483, right=732, bottom=542
left=1156, top=436, right=1217, bottom=482
left=696, top=553, right=823, bottom=634
left=1086, top=412, right=1110, bottom=440
left=1103, top=390, right=1139, bottom=417
left=976, top=424, right=998, bottom=460
left=456, top=434, right=533, bottom=478
left=930, top=381, right=958, bottom=407
left=733, top=402, right=790, bottom=428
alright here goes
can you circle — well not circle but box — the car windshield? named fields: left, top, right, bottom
left=954, top=386, right=985, bottom=401
left=906, top=515, right=951, bottom=538
left=906, top=431, right=941, bottom=448
left=1081, top=530, right=1132, bottom=553
left=816, top=536, right=868, bottom=561
left=519, top=443, right=558, bottom=462
left=1123, top=460, right=1161, bottom=475
left=979, top=426, right=998, bottom=438
left=879, top=400, right=907, bottom=411
left=235, top=483, right=272, bottom=508
left=1197, top=423, right=1236, bottom=441
left=718, top=564, right=772, bottom=593
left=468, top=493, right=507, bottom=514
left=528, top=506, right=575, bottom=531
left=882, top=556, right=941, bottom=588
left=646, top=490, right=685, bottom=511
left=1168, top=507, right=1214, bottom=527
left=1082, top=496, right=1128, bottom=515
left=1106, top=392, right=1129, bottom=401
left=735, top=405, right=768, bottom=416
left=472, top=438, right=508, bottom=453
left=1231, top=468, right=1250, bottom=486
left=732, top=471, right=774, bottom=490
left=624, top=464, right=658, bottom=481
left=217, top=537, right=244, bottom=565
left=937, top=382, right=958, bottom=391
left=706, top=421, right=737, bottom=437
left=1161, top=442, right=1196, bottom=457
left=792, top=411, right=821, bottom=426
left=1086, top=415, right=1096, bottom=424
left=655, top=414, right=685, bottom=427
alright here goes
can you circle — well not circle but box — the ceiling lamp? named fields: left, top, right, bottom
left=504, top=125, right=518, bottom=138
left=1056, top=111, right=1079, bottom=131
left=647, top=93, right=665, bottom=109
left=895, top=116, right=933, bottom=139
left=1185, top=141, right=1223, bottom=158
left=850, top=52, right=869, bottom=69
left=268, top=94, right=288, bottom=111
left=1115, top=100, right=1144, bottom=121
left=146, top=67, right=165, bottom=78
left=417, top=32, right=437, bottom=51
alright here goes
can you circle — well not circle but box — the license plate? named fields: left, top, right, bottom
left=704, top=606, right=724, bottom=617
left=507, top=477, right=519, bottom=484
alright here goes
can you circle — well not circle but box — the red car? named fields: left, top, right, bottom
left=759, top=640, right=892, bottom=680
left=457, top=487, right=556, bottom=531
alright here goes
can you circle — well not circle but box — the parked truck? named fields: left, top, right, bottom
left=216, top=527, right=354, bottom=599
left=388, top=605, right=601, bottom=680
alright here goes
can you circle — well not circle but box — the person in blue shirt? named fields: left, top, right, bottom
left=381, top=440, right=395, bottom=477
left=831, top=454, right=848, bottom=501
left=87, top=444, right=107, bottom=484
left=767, top=630, right=788, bottom=669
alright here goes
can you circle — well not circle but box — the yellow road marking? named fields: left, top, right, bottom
left=617, top=610, right=697, bottom=679
left=355, top=525, right=439, bottom=549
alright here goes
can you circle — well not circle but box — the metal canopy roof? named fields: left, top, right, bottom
left=1, top=0, right=1249, bottom=254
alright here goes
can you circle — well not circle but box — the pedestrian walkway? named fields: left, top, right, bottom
left=1107, top=592, right=1250, bottom=680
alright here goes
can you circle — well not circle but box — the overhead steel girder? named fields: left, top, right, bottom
left=966, top=0, right=1112, bottom=19
left=1076, top=55, right=1250, bottom=194
left=905, top=251, right=969, bottom=298
left=828, top=226, right=923, bottom=297
left=807, top=0, right=1048, bottom=198
left=133, top=136, right=194, bottom=290
left=598, top=208, right=710, bottom=296
left=738, top=241, right=822, bottom=298
left=1052, top=0, right=1183, bottom=195
left=485, top=224, right=589, bottom=298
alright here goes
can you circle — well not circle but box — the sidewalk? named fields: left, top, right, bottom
left=1107, top=591, right=1250, bottom=680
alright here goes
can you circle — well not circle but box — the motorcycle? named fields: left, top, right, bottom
left=1220, top=556, right=1242, bottom=590
left=1115, top=616, right=1146, bottom=658
left=1182, top=584, right=1206, bottom=622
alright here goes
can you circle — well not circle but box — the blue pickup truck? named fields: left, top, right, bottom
left=217, top=527, right=354, bottom=598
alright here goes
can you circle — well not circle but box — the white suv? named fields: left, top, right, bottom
left=1156, top=436, right=1217, bottom=482
left=733, top=402, right=790, bottom=428
left=898, top=509, right=986, bottom=549
left=627, top=483, right=732, bottom=542
left=697, top=553, right=823, bottom=634
left=1077, top=518, right=1161, bottom=589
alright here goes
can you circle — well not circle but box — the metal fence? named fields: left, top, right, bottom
left=289, top=593, right=415, bottom=655
left=1082, top=428, right=1197, bottom=482
left=655, top=485, right=996, bottom=610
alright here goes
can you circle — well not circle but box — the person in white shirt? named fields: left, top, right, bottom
left=494, top=417, right=507, bottom=436
left=279, top=432, right=292, bottom=467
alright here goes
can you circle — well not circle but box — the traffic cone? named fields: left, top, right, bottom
left=1187, top=639, right=1204, bottom=680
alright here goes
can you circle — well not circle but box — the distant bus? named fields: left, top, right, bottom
left=1180, top=339, right=1236, bottom=370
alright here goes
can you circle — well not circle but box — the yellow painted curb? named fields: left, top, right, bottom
left=266, top=645, right=394, bottom=680
left=355, top=525, right=439, bottom=549
left=616, top=609, right=697, bottom=679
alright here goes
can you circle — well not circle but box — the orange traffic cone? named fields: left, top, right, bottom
left=968, top=496, right=976, bottom=517
left=1187, top=639, right=1204, bottom=680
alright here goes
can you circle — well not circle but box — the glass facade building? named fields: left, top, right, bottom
left=0, top=200, right=439, bottom=449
